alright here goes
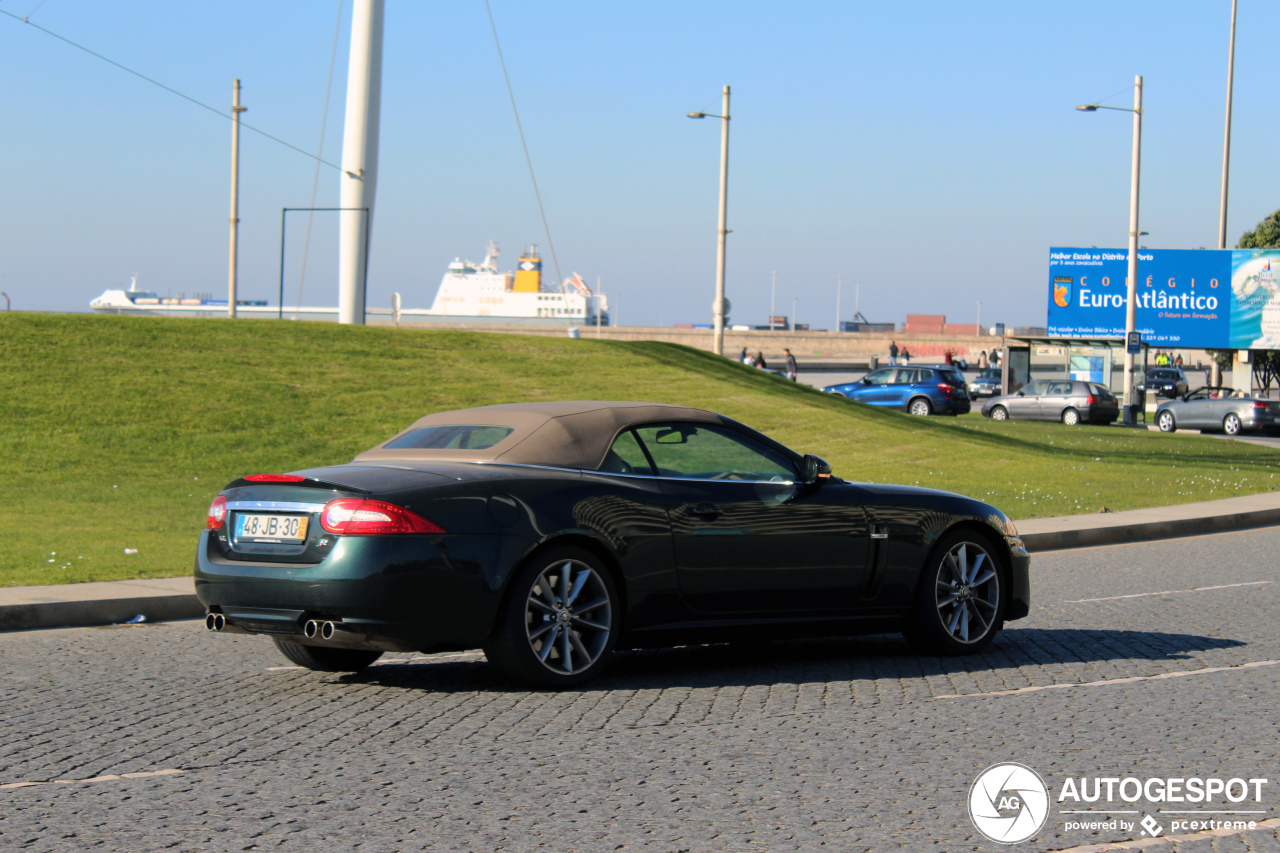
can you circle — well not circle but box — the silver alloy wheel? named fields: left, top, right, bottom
left=1062, top=408, right=1080, bottom=426
left=1158, top=410, right=1175, bottom=432
left=525, top=559, right=613, bottom=676
left=1224, top=413, right=1242, bottom=435
left=991, top=406, right=1008, bottom=421
left=934, top=541, right=999, bottom=644
left=909, top=398, right=932, bottom=416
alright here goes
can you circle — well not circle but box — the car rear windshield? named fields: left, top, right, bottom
left=384, top=424, right=515, bottom=450
left=1087, top=384, right=1115, bottom=398
left=940, top=369, right=966, bottom=386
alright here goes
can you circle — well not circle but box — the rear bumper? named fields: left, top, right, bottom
left=1242, top=411, right=1280, bottom=430
left=1084, top=404, right=1119, bottom=423
left=1005, top=536, right=1031, bottom=621
left=904, top=396, right=970, bottom=414
left=194, top=530, right=531, bottom=651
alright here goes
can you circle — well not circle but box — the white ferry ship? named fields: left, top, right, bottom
left=89, top=243, right=608, bottom=326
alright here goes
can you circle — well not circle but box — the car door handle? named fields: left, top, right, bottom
left=684, top=503, right=724, bottom=519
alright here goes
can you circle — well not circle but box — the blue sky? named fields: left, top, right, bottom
left=2, top=0, right=1276, bottom=329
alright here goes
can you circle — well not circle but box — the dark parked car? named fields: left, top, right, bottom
left=1139, top=367, right=1189, bottom=399
left=823, top=365, right=971, bottom=416
left=969, top=367, right=1002, bottom=398
left=982, top=379, right=1119, bottom=425
left=196, top=402, right=1029, bottom=688
left=1155, top=386, right=1280, bottom=435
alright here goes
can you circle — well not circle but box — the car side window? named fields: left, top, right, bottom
left=1047, top=382, right=1073, bottom=395
left=600, top=429, right=654, bottom=476
left=892, top=369, right=918, bottom=384
left=864, top=368, right=893, bottom=385
left=1021, top=380, right=1048, bottom=396
left=633, top=423, right=796, bottom=481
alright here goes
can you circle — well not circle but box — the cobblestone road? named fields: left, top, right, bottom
left=3, top=528, right=1280, bottom=852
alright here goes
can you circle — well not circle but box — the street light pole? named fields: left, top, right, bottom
left=836, top=274, right=842, bottom=331
left=1124, top=76, right=1143, bottom=416
left=228, top=79, right=247, bottom=319
left=687, top=85, right=731, bottom=355
left=1219, top=0, right=1238, bottom=250
left=1076, top=75, right=1143, bottom=417
left=770, top=270, right=777, bottom=330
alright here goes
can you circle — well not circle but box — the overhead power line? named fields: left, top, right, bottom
left=0, top=9, right=342, bottom=171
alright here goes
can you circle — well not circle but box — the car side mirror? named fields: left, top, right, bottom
left=1016, top=390, right=1025, bottom=396
left=801, top=454, right=833, bottom=485
left=860, top=377, right=872, bottom=385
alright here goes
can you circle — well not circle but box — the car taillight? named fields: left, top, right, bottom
left=206, top=495, right=227, bottom=530
left=938, top=383, right=953, bottom=394
left=1253, top=401, right=1268, bottom=410
left=320, top=498, right=448, bottom=535
left=243, top=474, right=307, bottom=483
left=1086, top=395, right=1096, bottom=405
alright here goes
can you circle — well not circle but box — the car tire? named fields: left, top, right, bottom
left=270, top=637, right=383, bottom=672
left=904, top=530, right=1004, bottom=655
left=990, top=405, right=1008, bottom=421
left=1157, top=410, right=1177, bottom=433
left=483, top=546, right=620, bottom=689
left=1224, top=413, right=1243, bottom=435
left=908, top=398, right=933, bottom=417
left=1061, top=407, right=1080, bottom=426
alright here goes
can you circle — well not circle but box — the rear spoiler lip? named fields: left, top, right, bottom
left=223, top=475, right=372, bottom=495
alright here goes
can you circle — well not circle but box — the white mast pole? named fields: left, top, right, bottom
left=228, top=79, right=246, bottom=319
left=338, top=0, right=385, bottom=325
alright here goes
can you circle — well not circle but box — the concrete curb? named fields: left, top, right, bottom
left=1015, top=492, right=1280, bottom=552
left=1020, top=506, right=1280, bottom=552
left=0, top=595, right=205, bottom=632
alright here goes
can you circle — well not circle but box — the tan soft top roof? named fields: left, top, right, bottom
left=354, top=401, right=727, bottom=470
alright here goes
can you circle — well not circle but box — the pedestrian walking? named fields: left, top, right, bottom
left=978, top=350, right=989, bottom=370
left=889, top=341, right=899, bottom=366
left=944, top=350, right=953, bottom=366
left=784, top=348, right=797, bottom=382
left=754, top=351, right=767, bottom=369
left=900, top=347, right=911, bottom=366
left=739, top=347, right=749, bottom=364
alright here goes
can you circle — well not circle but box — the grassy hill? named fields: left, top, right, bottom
left=3, top=313, right=1278, bottom=586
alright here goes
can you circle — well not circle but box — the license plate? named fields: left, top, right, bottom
left=235, top=513, right=309, bottom=543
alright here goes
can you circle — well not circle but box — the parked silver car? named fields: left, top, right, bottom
left=1155, top=386, right=1280, bottom=435
left=982, top=379, right=1120, bottom=425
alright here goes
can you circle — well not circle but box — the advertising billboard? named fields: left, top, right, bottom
left=1046, top=247, right=1280, bottom=349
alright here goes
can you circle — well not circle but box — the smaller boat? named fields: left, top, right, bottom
left=91, top=277, right=272, bottom=317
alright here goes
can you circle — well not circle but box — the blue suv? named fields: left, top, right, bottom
left=824, top=365, right=971, bottom=416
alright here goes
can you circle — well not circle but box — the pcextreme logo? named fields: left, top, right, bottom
left=968, top=763, right=1051, bottom=844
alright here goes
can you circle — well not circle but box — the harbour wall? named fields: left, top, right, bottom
left=380, top=320, right=1004, bottom=365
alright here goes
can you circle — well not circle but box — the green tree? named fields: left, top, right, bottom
left=1237, top=209, right=1280, bottom=249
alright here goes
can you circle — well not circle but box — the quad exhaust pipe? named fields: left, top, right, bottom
left=204, top=613, right=226, bottom=632
left=303, top=619, right=338, bottom=640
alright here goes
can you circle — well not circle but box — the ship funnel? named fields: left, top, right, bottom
left=513, top=246, right=542, bottom=293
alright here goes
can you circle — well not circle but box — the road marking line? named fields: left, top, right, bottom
left=1065, top=580, right=1270, bottom=603
left=1, top=768, right=183, bottom=791
left=937, top=659, right=1280, bottom=699
left=1050, top=815, right=1280, bottom=852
